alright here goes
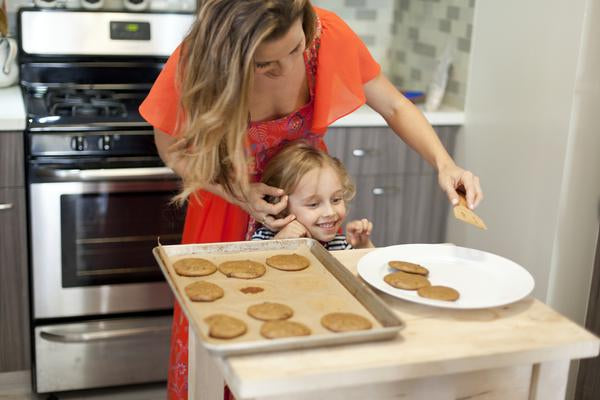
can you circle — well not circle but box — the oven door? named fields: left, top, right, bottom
left=29, top=165, right=185, bottom=319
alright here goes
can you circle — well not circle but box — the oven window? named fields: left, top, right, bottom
left=60, top=191, right=185, bottom=287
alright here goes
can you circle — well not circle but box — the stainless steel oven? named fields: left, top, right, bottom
left=19, top=8, right=194, bottom=393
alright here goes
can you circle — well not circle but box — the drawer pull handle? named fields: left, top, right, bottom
left=40, top=325, right=171, bottom=343
left=0, top=203, right=13, bottom=210
left=373, top=187, right=402, bottom=196
left=352, top=148, right=375, bottom=157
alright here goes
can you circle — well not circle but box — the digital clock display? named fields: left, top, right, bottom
left=110, top=21, right=151, bottom=41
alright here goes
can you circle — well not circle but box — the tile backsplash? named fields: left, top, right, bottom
left=313, top=0, right=475, bottom=109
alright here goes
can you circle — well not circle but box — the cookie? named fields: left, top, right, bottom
left=184, top=281, right=224, bottom=302
left=247, top=302, right=294, bottom=321
left=265, top=253, right=310, bottom=271
left=240, top=286, right=264, bottom=294
left=388, top=260, right=429, bottom=276
left=417, top=285, right=460, bottom=302
left=260, top=320, right=311, bottom=339
left=204, top=314, right=247, bottom=339
left=173, top=257, right=217, bottom=277
left=384, top=271, right=431, bottom=290
left=218, top=260, right=266, bottom=279
left=320, top=312, right=372, bottom=332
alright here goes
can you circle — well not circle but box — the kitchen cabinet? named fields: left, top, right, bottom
left=325, top=126, right=456, bottom=246
left=0, top=131, right=30, bottom=372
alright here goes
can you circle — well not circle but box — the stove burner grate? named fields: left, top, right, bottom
left=46, top=89, right=128, bottom=118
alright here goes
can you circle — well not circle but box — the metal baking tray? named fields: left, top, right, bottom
left=153, top=238, right=403, bottom=356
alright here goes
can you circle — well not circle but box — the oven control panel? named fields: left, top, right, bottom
left=30, top=132, right=158, bottom=156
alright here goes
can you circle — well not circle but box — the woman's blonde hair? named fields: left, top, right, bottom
left=261, top=141, right=356, bottom=215
left=174, top=0, right=316, bottom=203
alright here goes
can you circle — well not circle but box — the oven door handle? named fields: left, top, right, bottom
left=37, top=166, right=178, bottom=181
left=40, top=325, right=171, bottom=343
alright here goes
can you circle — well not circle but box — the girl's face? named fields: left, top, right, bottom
left=287, top=165, right=348, bottom=243
left=253, top=18, right=306, bottom=79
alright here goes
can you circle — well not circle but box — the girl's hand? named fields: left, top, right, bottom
left=346, top=218, right=374, bottom=249
left=438, top=164, right=483, bottom=210
left=242, top=182, right=295, bottom=231
left=274, top=220, right=311, bottom=239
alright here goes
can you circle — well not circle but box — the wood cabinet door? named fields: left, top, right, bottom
left=348, top=174, right=448, bottom=247
left=0, top=188, right=30, bottom=372
left=0, top=132, right=25, bottom=187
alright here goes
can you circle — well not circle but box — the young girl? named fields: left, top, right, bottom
left=252, top=141, right=374, bottom=249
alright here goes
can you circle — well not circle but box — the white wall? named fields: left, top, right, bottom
left=448, top=0, right=600, bottom=318
left=447, top=1, right=600, bottom=397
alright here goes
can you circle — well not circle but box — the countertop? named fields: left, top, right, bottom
left=208, top=248, right=599, bottom=399
left=332, top=104, right=465, bottom=127
left=0, top=86, right=26, bottom=131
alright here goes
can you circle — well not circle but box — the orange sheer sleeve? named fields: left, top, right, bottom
left=312, top=7, right=381, bottom=133
left=138, top=45, right=182, bottom=136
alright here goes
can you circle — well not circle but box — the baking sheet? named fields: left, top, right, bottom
left=153, top=238, right=403, bottom=356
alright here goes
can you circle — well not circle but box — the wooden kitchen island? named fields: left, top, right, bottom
left=187, top=249, right=599, bottom=400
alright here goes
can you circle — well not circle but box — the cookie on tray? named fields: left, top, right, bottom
left=204, top=314, right=247, bottom=339
left=388, top=260, right=429, bottom=276
left=417, top=285, right=460, bottom=302
left=247, top=302, right=294, bottom=321
left=265, top=253, right=310, bottom=271
left=260, top=320, right=311, bottom=339
left=184, top=281, right=224, bottom=302
left=218, top=260, right=266, bottom=279
left=321, top=312, right=372, bottom=332
left=173, top=257, right=217, bottom=277
left=384, top=271, right=431, bottom=290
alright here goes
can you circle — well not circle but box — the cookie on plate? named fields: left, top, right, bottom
left=184, top=281, right=224, bottom=302
left=388, top=260, right=429, bottom=276
left=321, top=312, right=372, bottom=332
left=204, top=314, right=247, bottom=339
left=218, top=260, right=266, bottom=279
left=384, top=271, right=431, bottom=290
left=174, top=257, right=217, bottom=277
left=417, top=285, right=460, bottom=302
left=247, top=302, right=294, bottom=321
left=265, top=253, right=310, bottom=271
left=260, top=320, right=311, bottom=339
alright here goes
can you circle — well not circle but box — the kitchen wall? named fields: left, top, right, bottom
left=447, top=0, right=600, bottom=397
left=313, top=0, right=474, bottom=109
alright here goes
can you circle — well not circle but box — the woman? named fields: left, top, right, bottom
left=140, top=1, right=483, bottom=398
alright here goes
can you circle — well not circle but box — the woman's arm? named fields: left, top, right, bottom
left=364, top=73, right=483, bottom=209
left=154, top=128, right=295, bottom=228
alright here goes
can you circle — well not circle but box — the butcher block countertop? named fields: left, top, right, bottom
left=188, top=248, right=600, bottom=400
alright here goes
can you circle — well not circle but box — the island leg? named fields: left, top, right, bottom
left=188, top=331, right=225, bottom=400
left=529, top=360, right=570, bottom=400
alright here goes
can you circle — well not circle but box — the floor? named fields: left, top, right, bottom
left=0, top=371, right=166, bottom=400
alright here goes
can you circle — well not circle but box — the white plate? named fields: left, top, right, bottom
left=357, top=244, right=535, bottom=309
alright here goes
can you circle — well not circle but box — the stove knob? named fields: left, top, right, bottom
left=71, top=136, right=85, bottom=151
left=101, top=135, right=112, bottom=151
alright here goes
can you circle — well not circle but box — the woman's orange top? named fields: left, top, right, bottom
left=139, top=7, right=380, bottom=137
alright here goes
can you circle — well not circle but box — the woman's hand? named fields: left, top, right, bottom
left=241, top=182, right=296, bottom=231
left=346, top=218, right=374, bottom=249
left=438, top=163, right=483, bottom=210
left=274, top=220, right=311, bottom=239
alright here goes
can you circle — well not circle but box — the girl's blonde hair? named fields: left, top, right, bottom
left=261, top=141, right=356, bottom=214
left=174, top=0, right=316, bottom=203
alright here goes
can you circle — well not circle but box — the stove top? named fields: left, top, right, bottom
left=24, top=87, right=149, bottom=131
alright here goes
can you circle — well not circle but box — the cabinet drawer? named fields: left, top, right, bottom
left=346, top=175, right=449, bottom=246
left=325, top=126, right=457, bottom=177
left=0, top=132, right=25, bottom=187
left=0, top=188, right=29, bottom=372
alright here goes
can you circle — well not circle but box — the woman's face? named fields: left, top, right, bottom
left=287, top=165, right=348, bottom=243
left=253, top=18, right=306, bottom=79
